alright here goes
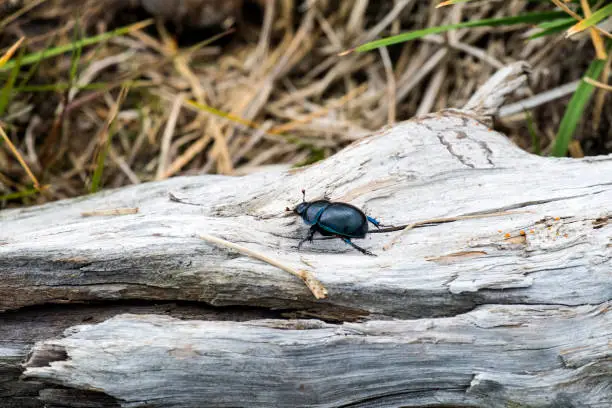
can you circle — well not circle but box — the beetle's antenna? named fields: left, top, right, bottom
left=301, top=189, right=306, bottom=202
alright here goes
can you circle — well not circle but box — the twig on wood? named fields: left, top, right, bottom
left=198, top=233, right=328, bottom=300
left=81, top=208, right=139, bottom=217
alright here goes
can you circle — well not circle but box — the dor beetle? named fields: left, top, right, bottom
left=287, top=190, right=384, bottom=256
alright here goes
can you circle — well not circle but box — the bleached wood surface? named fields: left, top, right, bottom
left=1, top=62, right=611, bottom=407
left=23, top=306, right=611, bottom=408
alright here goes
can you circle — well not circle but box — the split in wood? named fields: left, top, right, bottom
left=379, top=211, right=529, bottom=250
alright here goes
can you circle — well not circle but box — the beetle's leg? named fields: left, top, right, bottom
left=341, top=238, right=377, bottom=257
left=297, top=226, right=317, bottom=250
left=367, top=215, right=397, bottom=229
left=367, top=216, right=382, bottom=229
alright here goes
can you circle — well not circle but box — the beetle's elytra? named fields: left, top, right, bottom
left=288, top=190, right=382, bottom=256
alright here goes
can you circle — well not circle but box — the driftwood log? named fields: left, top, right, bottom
left=1, top=62, right=611, bottom=407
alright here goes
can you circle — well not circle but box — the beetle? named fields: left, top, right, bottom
left=287, top=190, right=384, bottom=256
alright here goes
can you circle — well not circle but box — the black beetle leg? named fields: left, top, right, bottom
left=341, top=237, right=377, bottom=257
left=297, top=226, right=317, bottom=250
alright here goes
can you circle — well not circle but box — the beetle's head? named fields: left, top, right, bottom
left=293, top=201, right=309, bottom=215
left=286, top=189, right=309, bottom=215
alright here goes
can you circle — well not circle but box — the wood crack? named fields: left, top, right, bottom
left=476, top=192, right=602, bottom=213
left=335, top=387, right=472, bottom=408
left=437, top=133, right=476, bottom=169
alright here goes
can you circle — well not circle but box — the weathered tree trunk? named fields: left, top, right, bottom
left=1, top=63, right=610, bottom=407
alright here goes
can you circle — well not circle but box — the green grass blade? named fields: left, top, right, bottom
left=90, top=138, right=110, bottom=193
left=0, top=186, right=41, bottom=202
left=0, top=48, right=24, bottom=115
left=528, top=18, right=575, bottom=39
left=537, top=17, right=576, bottom=29
left=69, top=17, right=83, bottom=84
left=14, top=83, right=101, bottom=92
left=551, top=58, right=606, bottom=157
left=567, top=3, right=612, bottom=36
left=14, top=80, right=151, bottom=93
left=15, top=82, right=111, bottom=92
left=353, top=11, right=566, bottom=52
left=0, top=19, right=153, bottom=71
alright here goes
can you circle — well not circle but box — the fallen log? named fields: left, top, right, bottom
left=1, top=62, right=610, bottom=407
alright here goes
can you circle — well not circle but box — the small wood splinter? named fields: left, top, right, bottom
left=81, top=208, right=139, bottom=217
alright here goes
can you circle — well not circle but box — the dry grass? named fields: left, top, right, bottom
left=0, top=0, right=610, bottom=208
